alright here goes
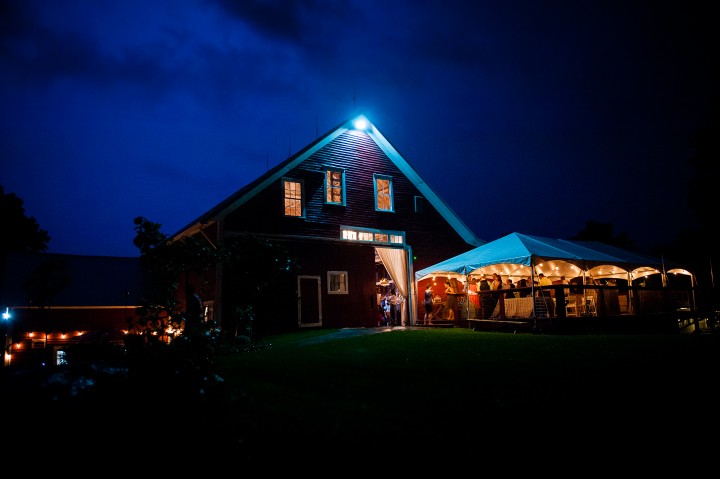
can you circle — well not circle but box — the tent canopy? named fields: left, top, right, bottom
left=414, top=232, right=683, bottom=283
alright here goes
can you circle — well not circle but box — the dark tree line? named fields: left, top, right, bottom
left=0, top=185, right=50, bottom=256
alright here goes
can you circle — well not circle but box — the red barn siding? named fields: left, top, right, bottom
left=176, top=118, right=478, bottom=329
left=229, top=239, right=379, bottom=334
left=225, top=132, right=470, bottom=250
left=218, top=129, right=473, bottom=327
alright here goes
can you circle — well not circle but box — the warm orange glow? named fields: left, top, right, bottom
left=28, top=332, right=34, bottom=337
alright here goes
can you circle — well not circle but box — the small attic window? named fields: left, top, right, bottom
left=324, top=168, right=345, bottom=205
left=374, top=174, right=393, bottom=212
left=282, top=178, right=304, bottom=217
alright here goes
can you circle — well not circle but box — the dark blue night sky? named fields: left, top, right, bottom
left=1, top=0, right=715, bottom=257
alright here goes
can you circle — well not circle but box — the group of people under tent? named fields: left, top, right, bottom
left=421, top=273, right=580, bottom=322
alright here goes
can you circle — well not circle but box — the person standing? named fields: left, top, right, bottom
left=560, top=276, right=570, bottom=297
left=538, top=273, right=553, bottom=287
left=444, top=280, right=456, bottom=320
left=381, top=292, right=391, bottom=326
left=424, top=283, right=434, bottom=324
left=516, top=277, right=528, bottom=297
left=478, top=275, right=491, bottom=318
left=490, top=273, right=503, bottom=291
left=184, top=284, right=204, bottom=334
left=537, top=273, right=554, bottom=317
left=489, top=273, right=504, bottom=319
left=505, top=278, right=516, bottom=298
left=388, top=288, right=400, bottom=326
left=467, top=277, right=480, bottom=316
left=376, top=286, right=386, bottom=326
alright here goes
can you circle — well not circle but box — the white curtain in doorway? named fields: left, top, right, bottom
left=376, top=247, right=408, bottom=325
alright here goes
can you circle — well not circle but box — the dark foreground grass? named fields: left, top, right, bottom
left=208, top=328, right=719, bottom=467
left=4, top=328, right=718, bottom=471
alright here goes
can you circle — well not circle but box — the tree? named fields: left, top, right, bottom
left=131, top=216, right=299, bottom=338
left=0, top=185, right=51, bottom=255
left=129, top=217, right=229, bottom=405
left=0, top=186, right=55, bottom=364
left=131, top=216, right=223, bottom=340
left=127, top=216, right=299, bottom=405
left=221, top=234, right=299, bottom=336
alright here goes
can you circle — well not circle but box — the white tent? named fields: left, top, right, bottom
left=414, top=232, right=681, bottom=282
left=414, top=232, right=694, bottom=320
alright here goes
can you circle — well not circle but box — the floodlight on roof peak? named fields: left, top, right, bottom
left=352, top=117, right=369, bottom=130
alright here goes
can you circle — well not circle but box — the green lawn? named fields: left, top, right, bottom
left=4, top=328, right=718, bottom=470
left=208, top=328, right=719, bottom=465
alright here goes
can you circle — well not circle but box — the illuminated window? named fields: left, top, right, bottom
left=56, top=350, right=68, bottom=366
left=325, top=169, right=345, bottom=205
left=340, top=226, right=405, bottom=245
left=374, top=175, right=393, bottom=211
left=342, top=229, right=357, bottom=240
left=283, top=178, right=304, bottom=217
left=328, top=271, right=348, bottom=294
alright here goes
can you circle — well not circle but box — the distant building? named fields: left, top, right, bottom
left=1, top=252, right=148, bottom=367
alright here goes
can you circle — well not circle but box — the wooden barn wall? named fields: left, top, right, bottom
left=232, top=239, right=379, bottom=334
left=222, top=129, right=473, bottom=275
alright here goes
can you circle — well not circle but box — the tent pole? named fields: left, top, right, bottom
left=464, top=267, right=470, bottom=322
left=691, top=273, right=697, bottom=310
left=710, top=259, right=715, bottom=289
left=626, top=272, right=633, bottom=315
left=530, top=259, right=537, bottom=330
left=582, top=269, right=588, bottom=316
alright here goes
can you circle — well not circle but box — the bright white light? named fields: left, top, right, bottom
left=353, top=118, right=368, bottom=130
left=2, top=308, right=9, bottom=320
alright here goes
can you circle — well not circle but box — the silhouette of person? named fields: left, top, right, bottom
left=424, top=283, right=434, bottom=324
left=185, top=284, right=204, bottom=334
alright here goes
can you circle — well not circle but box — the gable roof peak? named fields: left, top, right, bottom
left=172, top=114, right=482, bottom=247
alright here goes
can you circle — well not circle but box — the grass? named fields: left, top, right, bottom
left=208, top=328, right=719, bottom=466
left=4, top=327, right=718, bottom=470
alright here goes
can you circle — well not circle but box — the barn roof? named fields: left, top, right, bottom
left=171, top=115, right=483, bottom=247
